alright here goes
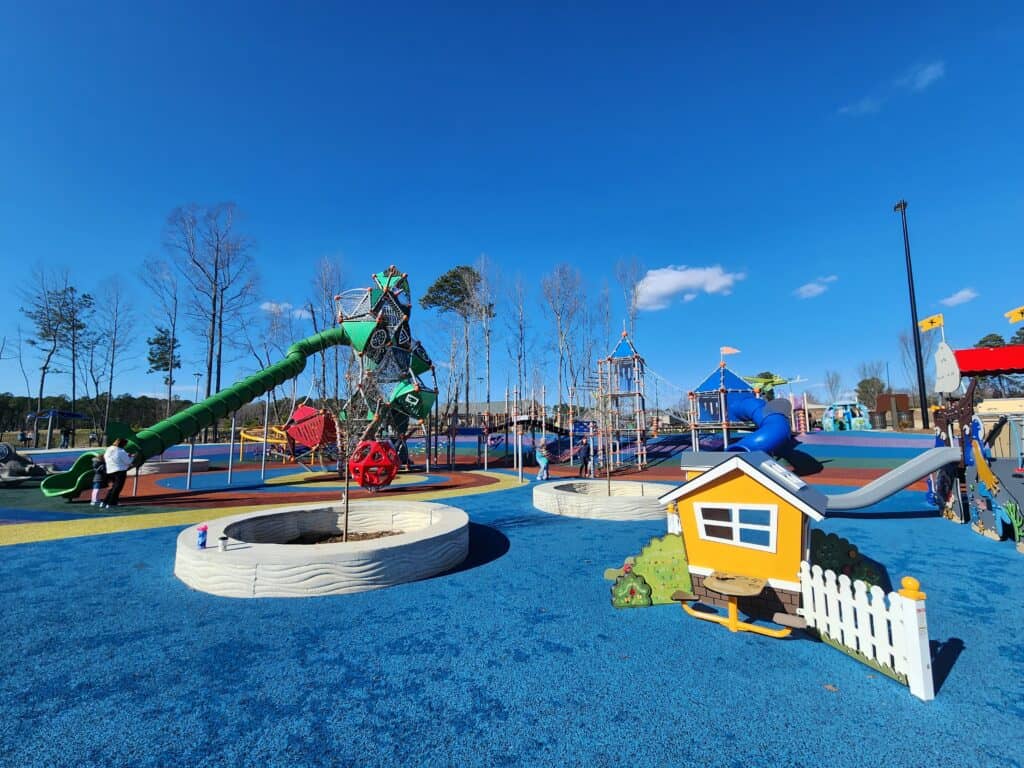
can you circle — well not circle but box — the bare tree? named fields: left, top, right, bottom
left=96, top=279, right=136, bottom=431
left=615, top=256, right=642, bottom=341
left=597, top=282, right=612, bottom=356
left=824, top=370, right=843, bottom=402
left=541, top=264, right=584, bottom=424
left=474, top=254, right=496, bottom=414
left=165, top=202, right=256, bottom=438
left=13, top=326, right=33, bottom=399
left=309, top=257, right=344, bottom=404
left=140, top=257, right=181, bottom=418
left=19, top=268, right=71, bottom=444
left=245, top=302, right=298, bottom=422
left=856, top=360, right=886, bottom=385
left=504, top=275, right=528, bottom=405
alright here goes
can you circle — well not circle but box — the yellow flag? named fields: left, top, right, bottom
left=917, top=313, right=944, bottom=332
left=720, top=346, right=740, bottom=355
left=1005, top=305, right=1024, bottom=324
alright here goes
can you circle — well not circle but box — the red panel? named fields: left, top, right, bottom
left=953, top=345, right=1024, bottom=376
left=285, top=407, right=336, bottom=448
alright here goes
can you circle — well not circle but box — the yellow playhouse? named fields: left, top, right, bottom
left=659, top=452, right=828, bottom=626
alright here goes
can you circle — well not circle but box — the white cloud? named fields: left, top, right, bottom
left=940, top=287, right=978, bottom=307
left=839, top=59, right=944, bottom=117
left=292, top=308, right=313, bottom=320
left=794, top=275, right=838, bottom=299
left=838, top=96, right=883, bottom=116
left=899, top=61, right=945, bottom=92
left=635, top=265, right=746, bottom=311
left=260, top=301, right=293, bottom=314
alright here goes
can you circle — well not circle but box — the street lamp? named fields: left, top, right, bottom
left=893, top=200, right=930, bottom=429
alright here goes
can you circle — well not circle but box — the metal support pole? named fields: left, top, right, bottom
left=517, top=426, right=524, bottom=483
left=260, top=395, right=270, bottom=482
left=227, top=412, right=236, bottom=485
left=132, top=466, right=139, bottom=497
left=425, top=417, right=431, bottom=474
left=483, top=412, right=489, bottom=471
left=186, top=439, right=195, bottom=490
left=894, top=200, right=930, bottom=429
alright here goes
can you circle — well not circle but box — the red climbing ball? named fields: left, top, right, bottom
left=347, top=440, right=400, bottom=490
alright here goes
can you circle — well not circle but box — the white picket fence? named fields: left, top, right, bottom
left=797, top=561, right=934, bottom=701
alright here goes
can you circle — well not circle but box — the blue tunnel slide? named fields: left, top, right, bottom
left=725, top=396, right=792, bottom=454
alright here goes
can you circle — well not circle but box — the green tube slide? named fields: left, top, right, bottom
left=40, top=326, right=353, bottom=499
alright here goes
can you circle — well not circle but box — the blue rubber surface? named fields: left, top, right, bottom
left=2, top=483, right=1022, bottom=767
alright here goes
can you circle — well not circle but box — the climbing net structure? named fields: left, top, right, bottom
left=334, top=266, right=438, bottom=488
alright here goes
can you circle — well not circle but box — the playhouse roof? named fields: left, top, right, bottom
left=953, top=345, right=1024, bottom=377
left=608, top=332, right=640, bottom=360
left=658, top=451, right=827, bottom=521
left=692, top=365, right=754, bottom=394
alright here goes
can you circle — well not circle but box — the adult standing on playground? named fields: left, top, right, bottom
left=101, top=438, right=133, bottom=508
left=577, top=437, right=591, bottom=478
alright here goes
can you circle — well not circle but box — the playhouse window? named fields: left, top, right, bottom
left=694, top=503, right=778, bottom=553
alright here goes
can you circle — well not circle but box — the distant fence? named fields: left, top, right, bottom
left=797, top=561, right=934, bottom=701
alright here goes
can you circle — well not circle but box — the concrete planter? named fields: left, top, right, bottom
left=174, top=500, right=469, bottom=598
left=532, top=480, right=675, bottom=521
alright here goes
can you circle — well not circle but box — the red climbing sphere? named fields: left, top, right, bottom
left=347, top=439, right=400, bottom=490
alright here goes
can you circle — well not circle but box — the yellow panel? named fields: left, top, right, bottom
left=677, top=469, right=806, bottom=583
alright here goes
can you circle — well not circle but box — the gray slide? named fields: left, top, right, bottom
left=825, top=447, right=960, bottom=511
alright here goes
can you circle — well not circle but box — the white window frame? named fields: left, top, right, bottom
left=694, top=502, right=778, bottom=554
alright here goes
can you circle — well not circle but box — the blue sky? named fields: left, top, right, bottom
left=1, top=2, right=1022, bottom=408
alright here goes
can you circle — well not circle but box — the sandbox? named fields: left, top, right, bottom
left=174, top=500, right=469, bottom=598
left=532, top=479, right=675, bottom=521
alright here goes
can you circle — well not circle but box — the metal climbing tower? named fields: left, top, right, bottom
left=333, top=266, right=438, bottom=484
left=596, top=332, right=648, bottom=470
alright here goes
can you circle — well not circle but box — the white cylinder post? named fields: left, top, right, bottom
left=260, top=395, right=270, bottom=482
left=227, top=412, right=236, bottom=485
left=185, top=439, right=195, bottom=490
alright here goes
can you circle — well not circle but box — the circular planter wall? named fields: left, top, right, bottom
left=533, top=479, right=675, bottom=521
left=174, top=500, right=468, bottom=598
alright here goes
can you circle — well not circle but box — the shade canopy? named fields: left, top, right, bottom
left=952, top=345, right=1024, bottom=377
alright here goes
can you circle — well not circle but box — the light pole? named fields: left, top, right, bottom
left=193, top=372, right=202, bottom=404
left=893, top=200, right=930, bottom=429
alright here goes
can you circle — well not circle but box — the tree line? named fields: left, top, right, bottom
left=7, top=202, right=269, bottom=446
left=6, top=206, right=653, bottom=444
left=417, top=256, right=644, bottom=427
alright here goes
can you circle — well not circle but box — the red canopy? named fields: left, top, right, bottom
left=953, top=345, right=1024, bottom=376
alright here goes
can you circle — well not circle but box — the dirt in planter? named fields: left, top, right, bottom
left=286, top=530, right=404, bottom=544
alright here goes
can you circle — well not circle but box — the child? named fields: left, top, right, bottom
left=536, top=443, right=550, bottom=481
left=91, top=454, right=107, bottom=506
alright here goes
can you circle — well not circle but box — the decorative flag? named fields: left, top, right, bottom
left=719, top=346, right=740, bottom=356
left=917, top=313, right=944, bottom=332
left=1005, top=305, right=1024, bottom=324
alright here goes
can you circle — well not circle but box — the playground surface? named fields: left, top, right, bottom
left=2, top=432, right=1023, bottom=768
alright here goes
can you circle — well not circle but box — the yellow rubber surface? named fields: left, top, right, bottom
left=0, top=471, right=525, bottom=547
